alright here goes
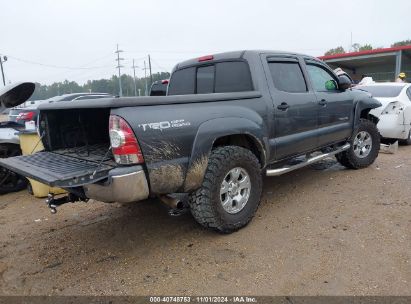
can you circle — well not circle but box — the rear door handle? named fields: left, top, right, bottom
left=277, top=102, right=289, bottom=111
left=318, top=99, right=327, bottom=106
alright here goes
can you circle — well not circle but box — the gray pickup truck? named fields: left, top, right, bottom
left=0, top=50, right=381, bottom=233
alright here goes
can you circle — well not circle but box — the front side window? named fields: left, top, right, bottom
left=306, top=64, right=338, bottom=92
left=268, top=62, right=307, bottom=93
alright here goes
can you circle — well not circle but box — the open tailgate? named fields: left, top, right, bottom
left=0, top=152, right=115, bottom=187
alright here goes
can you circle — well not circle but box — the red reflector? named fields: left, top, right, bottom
left=198, top=55, right=214, bottom=62
left=16, top=111, right=35, bottom=121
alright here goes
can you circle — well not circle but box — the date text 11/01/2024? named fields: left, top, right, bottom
left=149, top=296, right=257, bottom=303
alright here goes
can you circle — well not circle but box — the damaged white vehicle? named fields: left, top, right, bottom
left=356, top=83, right=411, bottom=145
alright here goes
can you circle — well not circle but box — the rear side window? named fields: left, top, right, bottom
left=215, top=62, right=253, bottom=93
left=168, top=67, right=195, bottom=95
left=168, top=61, right=252, bottom=95
left=268, top=62, right=307, bottom=93
left=196, top=65, right=215, bottom=94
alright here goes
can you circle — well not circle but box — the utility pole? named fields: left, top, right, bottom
left=143, top=61, right=149, bottom=96
left=148, top=55, right=153, bottom=89
left=350, top=31, right=353, bottom=52
left=115, top=44, right=124, bottom=97
left=0, top=55, right=7, bottom=86
left=131, top=59, right=139, bottom=96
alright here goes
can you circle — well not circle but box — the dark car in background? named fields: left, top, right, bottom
left=9, top=93, right=114, bottom=125
left=149, top=79, right=169, bottom=96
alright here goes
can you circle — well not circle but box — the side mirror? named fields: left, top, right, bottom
left=325, top=80, right=338, bottom=91
left=338, top=75, right=352, bottom=90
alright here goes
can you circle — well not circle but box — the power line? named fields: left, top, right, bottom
left=34, top=53, right=115, bottom=83
left=150, top=57, right=169, bottom=72
left=7, top=55, right=112, bottom=70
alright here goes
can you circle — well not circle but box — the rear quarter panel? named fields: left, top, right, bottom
left=111, top=98, right=269, bottom=194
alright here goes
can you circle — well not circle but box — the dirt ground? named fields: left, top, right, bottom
left=0, top=147, right=410, bottom=296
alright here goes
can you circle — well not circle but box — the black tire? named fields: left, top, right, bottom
left=399, top=130, right=411, bottom=145
left=188, top=146, right=262, bottom=233
left=336, top=119, right=380, bottom=169
left=0, top=144, right=28, bottom=195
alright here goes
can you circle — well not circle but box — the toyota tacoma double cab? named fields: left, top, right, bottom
left=0, top=50, right=381, bottom=233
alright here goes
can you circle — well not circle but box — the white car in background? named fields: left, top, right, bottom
left=356, top=83, right=411, bottom=145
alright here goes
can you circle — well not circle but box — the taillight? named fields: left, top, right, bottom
left=16, top=111, right=35, bottom=121
left=161, top=79, right=169, bottom=84
left=109, top=115, right=144, bottom=165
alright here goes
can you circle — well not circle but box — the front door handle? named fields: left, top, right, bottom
left=277, top=102, right=290, bottom=111
left=318, top=99, right=327, bottom=106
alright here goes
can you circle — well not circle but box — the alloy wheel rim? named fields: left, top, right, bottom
left=353, top=131, right=372, bottom=158
left=220, top=167, right=251, bottom=214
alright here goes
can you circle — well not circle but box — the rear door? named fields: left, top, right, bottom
left=304, top=60, right=353, bottom=146
left=263, top=55, right=318, bottom=161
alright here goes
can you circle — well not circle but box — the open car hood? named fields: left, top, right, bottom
left=0, top=82, right=35, bottom=113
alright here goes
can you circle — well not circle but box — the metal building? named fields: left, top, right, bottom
left=319, top=45, right=411, bottom=83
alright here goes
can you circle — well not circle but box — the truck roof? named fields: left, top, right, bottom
left=174, top=50, right=321, bottom=70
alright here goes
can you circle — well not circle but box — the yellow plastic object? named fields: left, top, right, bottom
left=18, top=131, right=66, bottom=198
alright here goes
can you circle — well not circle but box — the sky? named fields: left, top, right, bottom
left=0, top=0, right=410, bottom=85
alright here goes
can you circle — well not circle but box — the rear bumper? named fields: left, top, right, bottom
left=83, top=166, right=149, bottom=203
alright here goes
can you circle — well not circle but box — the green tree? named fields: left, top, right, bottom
left=359, top=44, right=373, bottom=51
left=391, top=39, right=411, bottom=47
left=29, top=72, right=171, bottom=100
left=324, top=46, right=345, bottom=56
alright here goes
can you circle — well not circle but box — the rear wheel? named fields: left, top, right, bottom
left=189, top=146, right=262, bottom=233
left=0, top=144, right=28, bottom=195
left=336, top=119, right=380, bottom=169
left=399, top=130, right=411, bottom=145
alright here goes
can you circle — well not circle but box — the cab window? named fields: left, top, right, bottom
left=168, top=61, right=253, bottom=95
left=167, top=67, right=196, bottom=95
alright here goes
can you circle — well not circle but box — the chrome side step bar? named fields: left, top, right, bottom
left=266, top=143, right=350, bottom=177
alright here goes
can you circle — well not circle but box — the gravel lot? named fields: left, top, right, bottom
left=0, top=147, right=410, bottom=296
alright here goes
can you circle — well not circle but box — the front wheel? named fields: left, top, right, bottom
left=189, top=146, right=262, bottom=233
left=336, top=119, right=380, bottom=169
